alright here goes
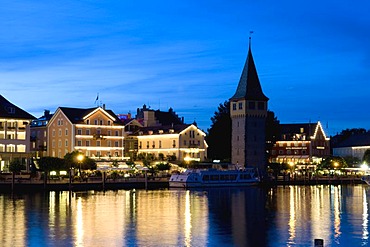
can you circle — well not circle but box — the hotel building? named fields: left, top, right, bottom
left=0, top=95, right=35, bottom=171
left=47, top=106, right=127, bottom=161
left=269, top=121, right=330, bottom=167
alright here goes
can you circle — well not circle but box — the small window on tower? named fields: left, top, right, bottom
left=238, top=102, right=243, bottom=110
left=248, top=102, right=255, bottom=109
left=233, top=103, right=237, bottom=111
left=258, top=102, right=264, bottom=110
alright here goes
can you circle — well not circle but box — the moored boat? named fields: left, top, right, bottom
left=169, top=166, right=260, bottom=188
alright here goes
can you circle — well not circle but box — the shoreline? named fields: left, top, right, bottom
left=0, top=177, right=365, bottom=193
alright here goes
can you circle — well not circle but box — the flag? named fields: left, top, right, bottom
left=94, top=93, right=99, bottom=103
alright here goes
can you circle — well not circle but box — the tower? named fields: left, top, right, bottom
left=229, top=39, right=269, bottom=173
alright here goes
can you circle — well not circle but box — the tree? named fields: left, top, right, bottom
left=9, top=158, right=26, bottom=173
left=343, top=156, right=361, bottom=167
left=318, top=156, right=347, bottom=170
left=38, top=157, right=65, bottom=172
left=206, top=101, right=231, bottom=161
left=363, top=149, right=370, bottom=165
left=64, top=151, right=96, bottom=172
left=156, top=163, right=171, bottom=171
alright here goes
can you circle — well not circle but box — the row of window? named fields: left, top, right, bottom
left=0, top=132, right=26, bottom=140
left=0, top=144, right=26, bottom=152
left=77, top=129, right=120, bottom=136
left=85, top=119, right=112, bottom=126
left=271, top=149, right=307, bottom=155
left=58, top=118, right=113, bottom=126
left=76, top=140, right=120, bottom=147
left=138, top=140, right=202, bottom=149
left=232, top=101, right=265, bottom=111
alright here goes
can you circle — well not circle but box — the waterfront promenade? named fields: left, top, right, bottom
left=0, top=175, right=364, bottom=192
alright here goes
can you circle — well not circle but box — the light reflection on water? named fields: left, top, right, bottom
left=0, top=185, right=370, bottom=246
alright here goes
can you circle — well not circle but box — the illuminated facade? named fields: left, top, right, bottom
left=0, top=95, right=35, bottom=171
left=230, top=41, right=269, bottom=172
left=47, top=106, right=126, bottom=160
left=136, top=124, right=208, bottom=162
left=270, top=121, right=330, bottom=166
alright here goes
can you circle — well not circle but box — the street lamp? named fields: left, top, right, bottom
left=77, top=154, right=84, bottom=181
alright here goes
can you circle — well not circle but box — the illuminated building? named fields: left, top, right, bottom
left=229, top=39, right=269, bottom=172
left=270, top=121, right=330, bottom=166
left=0, top=95, right=35, bottom=171
left=135, top=124, right=208, bottom=162
left=128, top=105, right=208, bottom=162
left=30, top=110, right=53, bottom=158
left=47, top=105, right=127, bottom=161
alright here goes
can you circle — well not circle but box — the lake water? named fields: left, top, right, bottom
left=0, top=184, right=369, bottom=246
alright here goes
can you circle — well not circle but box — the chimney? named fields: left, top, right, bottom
left=102, top=104, right=106, bottom=110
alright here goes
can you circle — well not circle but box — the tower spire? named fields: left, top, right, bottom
left=249, top=31, right=253, bottom=49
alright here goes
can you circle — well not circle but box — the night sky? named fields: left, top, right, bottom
left=1, top=1, right=369, bottom=135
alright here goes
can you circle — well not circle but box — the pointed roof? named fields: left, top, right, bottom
left=230, top=43, right=268, bottom=101
left=0, top=95, right=36, bottom=119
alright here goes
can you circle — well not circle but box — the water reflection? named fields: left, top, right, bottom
left=0, top=185, right=370, bottom=246
left=268, top=185, right=370, bottom=246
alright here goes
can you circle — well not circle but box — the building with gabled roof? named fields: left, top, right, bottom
left=0, top=95, right=36, bottom=171
left=332, top=132, right=370, bottom=161
left=230, top=40, right=268, bottom=173
left=134, top=124, right=208, bottom=162
left=47, top=106, right=127, bottom=161
left=270, top=121, right=330, bottom=167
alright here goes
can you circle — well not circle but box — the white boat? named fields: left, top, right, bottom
left=169, top=166, right=260, bottom=188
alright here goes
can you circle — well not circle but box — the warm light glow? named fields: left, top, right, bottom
left=310, top=121, right=330, bottom=140
left=82, top=107, right=117, bottom=121
left=361, top=163, right=369, bottom=170
left=75, top=125, right=125, bottom=129
left=77, top=154, right=84, bottom=162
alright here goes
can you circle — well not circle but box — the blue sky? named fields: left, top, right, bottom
left=1, top=1, right=370, bottom=135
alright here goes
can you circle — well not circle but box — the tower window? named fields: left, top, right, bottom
left=258, top=102, right=264, bottom=110
left=238, top=102, right=243, bottom=110
left=248, top=102, right=255, bottom=109
left=233, top=103, right=237, bottom=111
